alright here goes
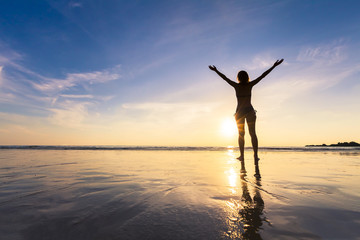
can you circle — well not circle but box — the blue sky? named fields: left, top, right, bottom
left=0, top=0, right=359, bottom=146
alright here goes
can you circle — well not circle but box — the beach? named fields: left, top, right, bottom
left=0, top=147, right=359, bottom=240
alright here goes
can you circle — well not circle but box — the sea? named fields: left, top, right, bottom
left=1, top=145, right=360, bottom=152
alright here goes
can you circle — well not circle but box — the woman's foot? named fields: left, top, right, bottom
left=254, top=172, right=261, bottom=179
left=237, top=156, right=244, bottom=161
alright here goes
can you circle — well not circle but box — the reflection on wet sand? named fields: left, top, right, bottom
left=227, top=160, right=268, bottom=239
left=1, top=149, right=359, bottom=239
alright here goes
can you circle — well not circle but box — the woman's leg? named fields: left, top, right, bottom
left=236, top=117, right=245, bottom=160
left=246, top=112, right=259, bottom=163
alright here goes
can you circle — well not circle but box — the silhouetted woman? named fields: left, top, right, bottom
left=209, top=59, right=283, bottom=162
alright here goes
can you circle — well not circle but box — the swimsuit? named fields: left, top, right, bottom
left=234, top=84, right=256, bottom=121
left=235, top=106, right=256, bottom=120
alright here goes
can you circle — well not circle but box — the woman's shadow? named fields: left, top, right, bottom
left=237, top=160, right=267, bottom=239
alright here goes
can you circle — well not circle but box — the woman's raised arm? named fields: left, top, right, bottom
left=251, top=59, right=284, bottom=86
left=209, top=65, right=237, bottom=87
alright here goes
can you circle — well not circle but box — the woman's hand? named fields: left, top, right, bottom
left=208, top=65, right=217, bottom=71
left=273, top=59, right=284, bottom=67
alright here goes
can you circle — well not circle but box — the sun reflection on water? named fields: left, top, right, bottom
left=225, top=161, right=267, bottom=239
left=226, top=167, right=238, bottom=194
left=226, top=146, right=236, bottom=159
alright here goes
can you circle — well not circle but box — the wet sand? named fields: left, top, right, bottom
left=0, top=149, right=359, bottom=239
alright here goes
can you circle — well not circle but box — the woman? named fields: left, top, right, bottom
left=209, top=59, right=283, bottom=162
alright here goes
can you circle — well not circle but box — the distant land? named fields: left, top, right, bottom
left=306, top=141, right=360, bottom=147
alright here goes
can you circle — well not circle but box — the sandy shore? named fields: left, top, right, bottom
left=0, top=149, right=359, bottom=239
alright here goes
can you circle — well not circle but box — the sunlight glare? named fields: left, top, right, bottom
left=226, top=167, right=238, bottom=194
left=226, top=146, right=236, bottom=159
left=221, top=118, right=237, bottom=137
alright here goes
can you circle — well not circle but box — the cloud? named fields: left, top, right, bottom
left=292, top=40, right=360, bottom=91
left=297, top=40, right=347, bottom=65
left=0, top=65, right=3, bottom=86
left=0, top=41, right=23, bottom=64
left=32, top=67, right=121, bottom=94
left=121, top=101, right=218, bottom=126
left=0, top=49, right=121, bottom=130
left=251, top=39, right=359, bottom=116
left=253, top=39, right=355, bottom=111
left=59, top=94, right=94, bottom=99
left=244, top=54, right=276, bottom=70
left=0, top=50, right=118, bottom=94
left=69, top=2, right=82, bottom=8
left=48, top=100, right=91, bottom=128
left=254, top=59, right=360, bottom=116
left=0, top=92, right=17, bottom=104
left=122, top=102, right=213, bottom=113
left=0, top=111, right=36, bottom=123
left=0, top=49, right=121, bottom=98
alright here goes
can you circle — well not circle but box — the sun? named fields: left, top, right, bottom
left=220, top=118, right=237, bottom=137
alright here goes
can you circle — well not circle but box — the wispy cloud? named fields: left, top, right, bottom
left=32, top=66, right=121, bottom=94
left=0, top=65, right=3, bottom=86
left=59, top=94, right=94, bottom=99
left=0, top=111, right=38, bottom=123
left=0, top=41, right=23, bottom=63
left=0, top=48, right=121, bottom=98
left=297, top=40, right=347, bottom=65
left=0, top=49, right=121, bottom=129
left=121, top=101, right=217, bottom=126
left=122, top=102, right=214, bottom=113
left=48, top=100, right=91, bottom=128
left=69, top=2, right=82, bottom=8
left=255, top=43, right=360, bottom=114
left=244, top=53, right=277, bottom=70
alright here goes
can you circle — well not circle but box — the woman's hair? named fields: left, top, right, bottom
left=237, top=70, right=249, bottom=83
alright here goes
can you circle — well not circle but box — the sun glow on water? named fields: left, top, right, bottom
left=226, top=167, right=238, bottom=194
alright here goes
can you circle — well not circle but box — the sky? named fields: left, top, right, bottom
left=0, top=0, right=359, bottom=147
